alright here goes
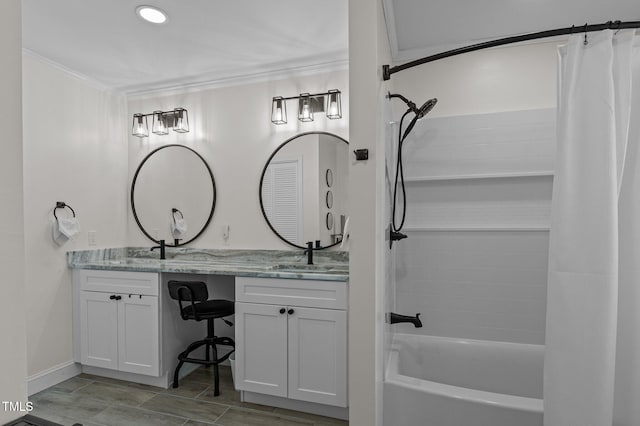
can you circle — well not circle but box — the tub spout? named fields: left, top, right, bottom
left=390, top=312, right=422, bottom=328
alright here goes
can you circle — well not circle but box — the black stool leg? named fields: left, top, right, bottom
left=212, top=344, right=220, bottom=396
left=173, top=360, right=184, bottom=388
left=206, top=318, right=214, bottom=368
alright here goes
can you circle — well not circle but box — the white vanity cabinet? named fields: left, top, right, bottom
left=235, top=276, right=348, bottom=408
left=75, top=269, right=160, bottom=377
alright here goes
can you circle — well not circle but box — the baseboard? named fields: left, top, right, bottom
left=243, top=391, right=349, bottom=420
left=27, top=361, right=82, bottom=396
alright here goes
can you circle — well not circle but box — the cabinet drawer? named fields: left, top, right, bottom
left=236, top=277, right=347, bottom=310
left=79, top=270, right=159, bottom=296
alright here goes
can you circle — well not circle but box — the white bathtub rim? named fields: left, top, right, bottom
left=390, top=332, right=545, bottom=352
left=386, top=350, right=544, bottom=414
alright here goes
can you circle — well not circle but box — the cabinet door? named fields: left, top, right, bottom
left=117, top=295, right=159, bottom=376
left=79, top=291, right=118, bottom=370
left=235, top=302, right=288, bottom=397
left=287, top=307, right=347, bottom=407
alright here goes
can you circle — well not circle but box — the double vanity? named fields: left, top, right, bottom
left=68, top=247, right=349, bottom=418
left=65, top=130, right=351, bottom=418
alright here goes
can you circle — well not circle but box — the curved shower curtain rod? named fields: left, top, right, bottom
left=382, top=19, right=640, bottom=81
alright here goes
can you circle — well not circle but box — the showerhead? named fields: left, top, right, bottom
left=401, top=98, right=437, bottom=141
left=387, top=92, right=437, bottom=119
left=415, top=98, right=437, bottom=119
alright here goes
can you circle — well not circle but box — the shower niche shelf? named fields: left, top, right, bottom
left=404, top=170, right=554, bottom=182
left=404, top=226, right=550, bottom=232
left=402, top=173, right=553, bottom=231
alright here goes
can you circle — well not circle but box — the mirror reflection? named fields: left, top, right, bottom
left=260, top=132, right=348, bottom=249
left=131, top=144, right=216, bottom=246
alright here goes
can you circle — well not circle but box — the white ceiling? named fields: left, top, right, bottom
left=22, top=1, right=639, bottom=94
left=22, top=0, right=348, bottom=94
left=384, top=0, right=640, bottom=62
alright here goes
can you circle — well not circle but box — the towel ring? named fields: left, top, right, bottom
left=54, top=201, right=76, bottom=220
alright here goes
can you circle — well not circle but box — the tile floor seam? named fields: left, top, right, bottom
left=150, top=390, right=230, bottom=409
left=83, top=401, right=113, bottom=424
left=86, top=393, right=152, bottom=411
left=140, top=393, right=230, bottom=424
left=68, top=379, right=95, bottom=395
left=215, top=405, right=231, bottom=424
left=105, top=400, right=193, bottom=424
left=193, top=385, right=212, bottom=400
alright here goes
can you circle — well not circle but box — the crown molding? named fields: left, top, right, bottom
left=23, top=48, right=348, bottom=100
left=124, top=51, right=349, bottom=99
left=22, top=48, right=117, bottom=93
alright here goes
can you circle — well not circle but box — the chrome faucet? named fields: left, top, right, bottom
left=389, top=312, right=422, bottom=328
left=151, top=239, right=166, bottom=260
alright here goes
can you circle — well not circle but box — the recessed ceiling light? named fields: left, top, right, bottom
left=136, top=5, right=168, bottom=24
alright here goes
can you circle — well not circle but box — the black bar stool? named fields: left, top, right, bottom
left=168, top=280, right=235, bottom=396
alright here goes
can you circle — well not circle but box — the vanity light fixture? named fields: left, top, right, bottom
left=152, top=110, right=169, bottom=135
left=271, top=96, right=287, bottom=125
left=298, top=93, right=314, bottom=122
left=132, top=113, right=149, bottom=138
left=131, top=108, right=189, bottom=138
left=326, top=89, right=342, bottom=120
left=270, top=90, right=342, bottom=125
left=173, top=108, right=189, bottom=133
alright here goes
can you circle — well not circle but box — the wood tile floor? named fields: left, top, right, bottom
left=29, top=366, right=348, bottom=426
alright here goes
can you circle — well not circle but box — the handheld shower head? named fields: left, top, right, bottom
left=401, top=98, right=437, bottom=140
left=416, top=98, right=437, bottom=119
left=389, top=92, right=438, bottom=245
left=388, top=92, right=437, bottom=119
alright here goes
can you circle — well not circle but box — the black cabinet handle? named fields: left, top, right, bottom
left=279, top=308, right=286, bottom=314
left=288, top=309, right=295, bottom=315
left=115, top=295, right=122, bottom=301
left=109, top=295, right=116, bottom=300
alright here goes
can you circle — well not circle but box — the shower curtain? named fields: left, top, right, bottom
left=544, top=30, right=640, bottom=426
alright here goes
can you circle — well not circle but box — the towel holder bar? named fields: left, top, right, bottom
left=54, top=201, right=76, bottom=220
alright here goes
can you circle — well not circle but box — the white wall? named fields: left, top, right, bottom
left=127, top=71, right=348, bottom=250
left=391, top=41, right=558, bottom=118
left=0, top=1, right=27, bottom=423
left=388, top=41, right=560, bottom=345
left=22, top=53, right=129, bottom=376
left=348, top=0, right=392, bottom=424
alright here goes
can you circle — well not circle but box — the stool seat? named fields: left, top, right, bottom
left=181, top=299, right=234, bottom=319
left=168, top=280, right=235, bottom=397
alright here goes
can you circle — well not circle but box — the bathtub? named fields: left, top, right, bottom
left=384, top=333, right=544, bottom=426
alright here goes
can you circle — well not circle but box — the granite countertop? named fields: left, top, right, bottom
left=67, top=247, right=349, bottom=282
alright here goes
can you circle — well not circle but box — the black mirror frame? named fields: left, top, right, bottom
left=131, top=144, right=216, bottom=247
left=259, top=131, right=348, bottom=250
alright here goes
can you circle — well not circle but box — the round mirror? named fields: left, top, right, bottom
left=326, top=191, right=333, bottom=209
left=260, top=132, right=348, bottom=249
left=131, top=144, right=216, bottom=247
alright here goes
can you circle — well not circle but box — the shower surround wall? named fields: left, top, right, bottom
left=395, top=109, right=555, bottom=344
left=388, top=41, right=559, bottom=347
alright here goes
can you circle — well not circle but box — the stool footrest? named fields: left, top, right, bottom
left=178, top=349, right=234, bottom=365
